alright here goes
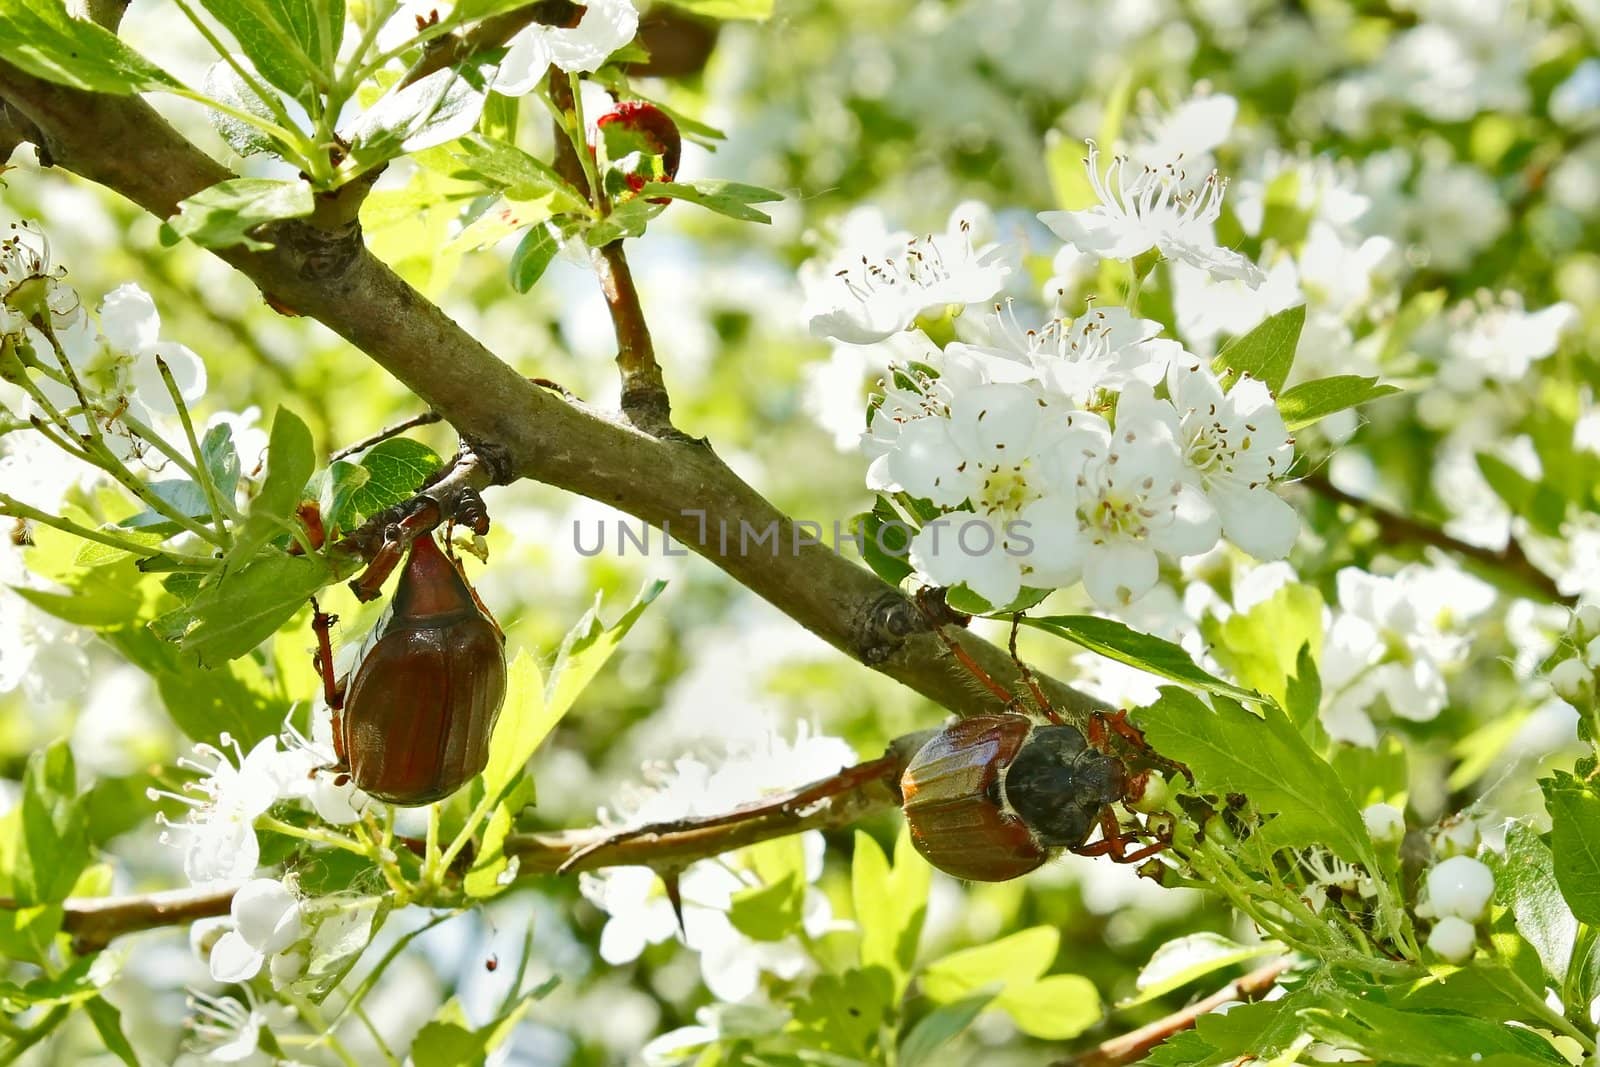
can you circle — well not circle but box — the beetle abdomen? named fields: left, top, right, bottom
left=342, top=611, right=507, bottom=805
left=900, top=715, right=1049, bottom=882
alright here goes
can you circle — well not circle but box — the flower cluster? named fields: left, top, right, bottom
left=149, top=722, right=365, bottom=888
left=802, top=144, right=1302, bottom=610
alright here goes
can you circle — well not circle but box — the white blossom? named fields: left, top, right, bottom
left=149, top=734, right=284, bottom=886
left=1040, top=142, right=1265, bottom=286
left=1152, top=359, right=1298, bottom=561
left=998, top=390, right=1215, bottom=609
left=1362, top=803, right=1405, bottom=845
left=582, top=728, right=852, bottom=1000
left=954, top=302, right=1179, bottom=405
left=209, top=877, right=305, bottom=983
left=0, top=220, right=78, bottom=337
left=495, top=0, right=639, bottom=92
left=1551, top=658, right=1591, bottom=704
left=184, top=988, right=293, bottom=1065
left=901, top=395, right=1103, bottom=607
left=97, top=283, right=207, bottom=415
left=1319, top=565, right=1494, bottom=745
left=804, top=206, right=1009, bottom=345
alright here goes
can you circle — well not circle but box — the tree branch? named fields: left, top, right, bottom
left=0, top=64, right=1108, bottom=728
left=1298, top=471, right=1572, bottom=605
left=1056, top=958, right=1292, bottom=1067
left=21, top=732, right=918, bottom=953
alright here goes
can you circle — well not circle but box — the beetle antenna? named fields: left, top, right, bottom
left=1008, top=614, right=1064, bottom=725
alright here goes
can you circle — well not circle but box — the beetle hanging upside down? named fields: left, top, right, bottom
left=897, top=602, right=1178, bottom=881
left=312, top=528, right=507, bottom=806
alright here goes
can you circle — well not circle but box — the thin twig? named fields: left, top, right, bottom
left=1056, top=958, right=1293, bottom=1067
left=3, top=734, right=912, bottom=951
left=329, top=410, right=443, bottom=461
left=1298, top=471, right=1572, bottom=605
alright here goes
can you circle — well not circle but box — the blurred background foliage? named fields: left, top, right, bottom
left=3, top=0, right=1600, bottom=1062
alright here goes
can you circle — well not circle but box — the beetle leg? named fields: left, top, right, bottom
left=1073, top=808, right=1172, bottom=864
left=350, top=534, right=405, bottom=602
left=1008, top=614, right=1064, bottom=725
left=310, top=597, right=346, bottom=712
left=912, top=588, right=1018, bottom=708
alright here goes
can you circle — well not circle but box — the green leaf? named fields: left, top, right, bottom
left=852, top=828, right=930, bottom=997
left=791, top=968, right=893, bottom=1056
left=196, top=0, right=341, bottom=106
left=1543, top=771, right=1600, bottom=925
left=663, top=0, right=773, bottom=18
left=898, top=995, right=992, bottom=1067
left=15, top=741, right=90, bottom=905
left=411, top=987, right=546, bottom=1067
left=106, top=627, right=288, bottom=746
left=1303, top=998, right=1566, bottom=1065
left=450, top=135, right=583, bottom=207
left=544, top=580, right=666, bottom=719
left=202, top=423, right=243, bottom=500
left=1213, top=305, right=1305, bottom=394
left=641, top=179, right=783, bottom=223
left=921, top=926, right=1058, bottom=1003
left=1023, top=615, right=1258, bottom=703
left=1331, top=734, right=1409, bottom=809
left=854, top=497, right=915, bottom=585
left=1124, top=933, right=1277, bottom=1006
left=0, top=0, right=179, bottom=93
left=1203, top=582, right=1324, bottom=707
left=180, top=552, right=328, bottom=664
left=10, top=580, right=143, bottom=629
left=202, top=56, right=284, bottom=157
left=509, top=222, right=560, bottom=293
left=228, top=407, right=316, bottom=569
left=1477, top=453, right=1567, bottom=537
left=87, top=997, right=142, bottom=1067
left=997, top=974, right=1101, bottom=1040
left=116, top=478, right=214, bottom=532
left=1136, top=688, right=1376, bottom=869
left=345, top=64, right=491, bottom=171
left=169, top=178, right=315, bottom=251
left=478, top=650, right=548, bottom=809
left=728, top=871, right=804, bottom=941
left=1277, top=375, right=1400, bottom=430
left=585, top=196, right=666, bottom=245
left=1497, top=823, right=1576, bottom=985
left=343, top=438, right=443, bottom=525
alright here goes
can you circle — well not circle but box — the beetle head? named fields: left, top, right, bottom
left=1005, top=725, right=1124, bottom=849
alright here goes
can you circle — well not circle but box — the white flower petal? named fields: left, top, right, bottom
left=99, top=283, right=160, bottom=354
left=1081, top=543, right=1159, bottom=608
left=1215, top=484, right=1299, bottom=560
left=209, top=930, right=266, bottom=983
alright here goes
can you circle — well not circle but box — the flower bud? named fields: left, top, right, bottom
left=1426, top=856, right=1495, bottom=921
left=232, top=878, right=304, bottom=953
left=1586, top=636, right=1600, bottom=670
left=1427, top=915, right=1477, bottom=963
left=596, top=100, right=682, bottom=204
left=1362, top=802, right=1405, bottom=846
left=270, top=949, right=307, bottom=989
left=1551, top=657, right=1592, bottom=703
left=1433, top=818, right=1479, bottom=857
left=1576, top=603, right=1600, bottom=636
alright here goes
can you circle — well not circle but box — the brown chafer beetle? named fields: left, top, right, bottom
left=900, top=713, right=1167, bottom=881
left=313, top=532, right=507, bottom=806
